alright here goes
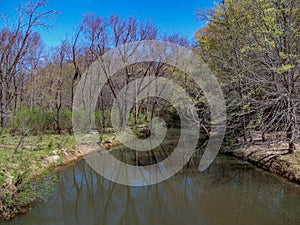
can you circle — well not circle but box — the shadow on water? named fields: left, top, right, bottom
left=4, top=152, right=300, bottom=225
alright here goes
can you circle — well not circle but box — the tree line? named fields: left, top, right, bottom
left=196, top=0, right=300, bottom=152
left=1, top=0, right=299, bottom=154
left=0, top=0, right=192, bottom=136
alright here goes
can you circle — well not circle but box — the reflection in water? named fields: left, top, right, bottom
left=5, top=155, right=300, bottom=225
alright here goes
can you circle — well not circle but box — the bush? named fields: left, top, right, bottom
left=58, top=108, right=72, bottom=133
left=8, top=107, right=53, bottom=135
left=7, top=107, right=75, bottom=135
left=95, top=109, right=111, bottom=132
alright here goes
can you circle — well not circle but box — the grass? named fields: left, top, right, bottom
left=0, top=133, right=76, bottom=220
left=0, top=133, right=76, bottom=182
left=0, top=134, right=75, bottom=173
left=0, top=129, right=121, bottom=220
left=0, top=122, right=179, bottom=220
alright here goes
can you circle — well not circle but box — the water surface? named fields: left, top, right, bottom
left=4, top=153, right=300, bottom=225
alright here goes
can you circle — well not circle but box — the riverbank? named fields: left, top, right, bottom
left=0, top=132, right=117, bottom=221
left=2, top=130, right=300, bottom=220
left=223, top=140, right=300, bottom=184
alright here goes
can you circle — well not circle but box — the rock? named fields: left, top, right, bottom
left=46, top=155, right=60, bottom=164
left=103, top=142, right=112, bottom=149
left=51, top=150, right=59, bottom=155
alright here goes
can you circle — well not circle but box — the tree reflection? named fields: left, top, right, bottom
left=47, top=157, right=300, bottom=225
left=7, top=154, right=299, bottom=225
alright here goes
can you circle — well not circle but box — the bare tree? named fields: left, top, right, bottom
left=0, top=0, right=57, bottom=129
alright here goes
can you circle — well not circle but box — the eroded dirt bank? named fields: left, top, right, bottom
left=223, top=141, right=300, bottom=184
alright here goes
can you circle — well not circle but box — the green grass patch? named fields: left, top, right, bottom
left=0, top=133, right=76, bottom=220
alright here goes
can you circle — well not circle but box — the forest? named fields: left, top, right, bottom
left=0, top=0, right=299, bottom=222
left=0, top=0, right=298, bottom=148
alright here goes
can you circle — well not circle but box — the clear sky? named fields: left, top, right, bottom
left=0, top=0, right=216, bottom=47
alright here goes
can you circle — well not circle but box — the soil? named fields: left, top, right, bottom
left=223, top=140, right=300, bottom=184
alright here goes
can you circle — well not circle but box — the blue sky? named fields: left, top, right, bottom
left=0, top=0, right=216, bottom=47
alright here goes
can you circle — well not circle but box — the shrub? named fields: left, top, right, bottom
left=8, top=107, right=54, bottom=135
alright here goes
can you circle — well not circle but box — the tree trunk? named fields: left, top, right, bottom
left=1, top=70, right=7, bottom=129
left=287, top=125, right=294, bottom=154
left=288, top=142, right=295, bottom=154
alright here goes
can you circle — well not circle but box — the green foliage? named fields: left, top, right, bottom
left=8, top=107, right=73, bottom=135
left=95, top=110, right=111, bottom=131
left=0, top=133, right=75, bottom=219
left=196, top=0, right=300, bottom=145
left=58, top=108, right=73, bottom=133
left=128, top=112, right=148, bottom=125
left=8, top=107, right=53, bottom=135
left=0, top=171, right=56, bottom=220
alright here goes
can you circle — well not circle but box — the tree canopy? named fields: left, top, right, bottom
left=195, top=0, right=300, bottom=152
